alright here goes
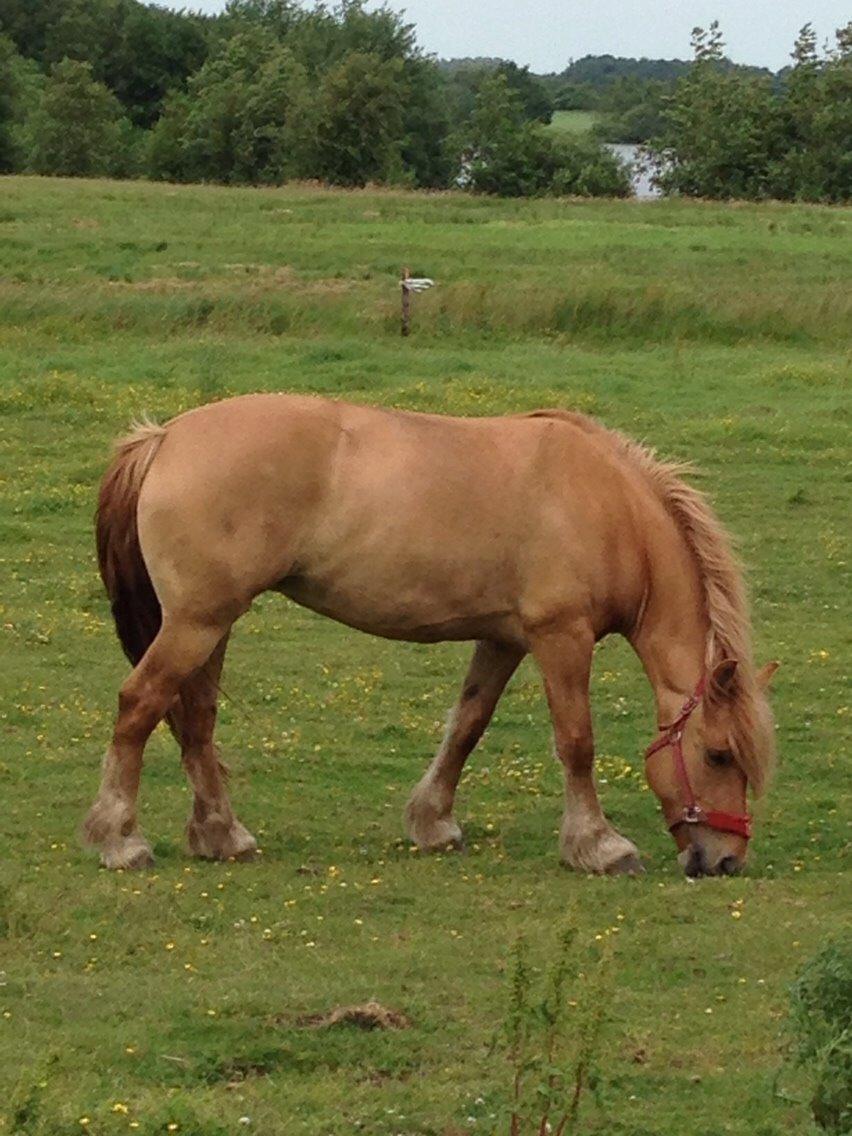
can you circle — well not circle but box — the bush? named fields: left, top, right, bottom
left=26, top=57, right=133, bottom=177
left=497, top=924, right=615, bottom=1134
left=148, top=28, right=320, bottom=185
left=650, top=20, right=852, bottom=202
left=0, top=34, right=44, bottom=172
left=788, top=934, right=852, bottom=1133
left=460, top=72, right=630, bottom=198
left=314, top=51, right=408, bottom=187
left=145, top=92, right=192, bottom=182
left=650, top=24, right=782, bottom=200
left=550, top=135, right=631, bottom=197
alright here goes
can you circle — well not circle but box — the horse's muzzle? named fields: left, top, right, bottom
left=683, top=846, right=743, bottom=878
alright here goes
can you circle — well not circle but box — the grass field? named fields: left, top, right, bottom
left=0, top=176, right=849, bottom=1136
left=547, top=111, right=599, bottom=136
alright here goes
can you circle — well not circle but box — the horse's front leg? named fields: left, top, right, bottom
left=406, top=639, right=524, bottom=850
left=530, top=623, right=643, bottom=875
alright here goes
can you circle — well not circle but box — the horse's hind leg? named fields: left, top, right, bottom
left=83, top=616, right=229, bottom=869
left=530, top=623, right=642, bottom=875
left=170, top=634, right=257, bottom=861
left=406, top=640, right=523, bottom=850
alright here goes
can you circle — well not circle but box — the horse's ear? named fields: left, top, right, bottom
left=756, top=660, right=780, bottom=691
left=710, top=658, right=738, bottom=699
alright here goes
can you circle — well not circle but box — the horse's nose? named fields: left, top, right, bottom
left=684, top=846, right=707, bottom=877
left=716, top=854, right=742, bottom=876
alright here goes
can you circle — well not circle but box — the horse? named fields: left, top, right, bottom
left=84, top=394, right=778, bottom=878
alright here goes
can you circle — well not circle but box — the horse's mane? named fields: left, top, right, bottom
left=528, top=409, right=775, bottom=792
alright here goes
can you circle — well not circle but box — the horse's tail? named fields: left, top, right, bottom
left=96, top=420, right=167, bottom=667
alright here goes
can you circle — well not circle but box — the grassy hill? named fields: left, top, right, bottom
left=0, top=176, right=849, bottom=1135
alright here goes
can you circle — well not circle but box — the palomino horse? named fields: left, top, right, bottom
left=84, top=395, right=778, bottom=877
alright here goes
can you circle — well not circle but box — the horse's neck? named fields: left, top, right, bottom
left=630, top=533, right=710, bottom=727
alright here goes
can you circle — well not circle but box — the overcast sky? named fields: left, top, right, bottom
left=172, top=1, right=851, bottom=71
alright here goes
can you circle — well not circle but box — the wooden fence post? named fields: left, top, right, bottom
left=400, top=269, right=435, bottom=337
left=401, top=266, right=411, bottom=337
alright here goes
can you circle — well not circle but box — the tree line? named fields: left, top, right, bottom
left=0, top=1, right=849, bottom=202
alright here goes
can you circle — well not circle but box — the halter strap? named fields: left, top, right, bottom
left=645, top=676, right=752, bottom=841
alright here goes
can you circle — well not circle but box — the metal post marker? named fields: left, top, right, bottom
left=400, top=267, right=435, bottom=337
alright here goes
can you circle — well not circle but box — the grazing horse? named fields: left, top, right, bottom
left=84, top=395, right=778, bottom=877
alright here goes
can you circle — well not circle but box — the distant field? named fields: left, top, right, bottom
left=0, top=176, right=849, bottom=1136
left=548, top=109, right=600, bottom=135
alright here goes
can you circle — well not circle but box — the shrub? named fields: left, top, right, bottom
left=314, top=51, right=408, bottom=187
left=788, top=934, right=852, bottom=1133
left=26, top=58, right=133, bottom=177
left=650, top=20, right=852, bottom=202
left=0, top=34, right=44, bottom=172
left=460, top=73, right=630, bottom=198
left=496, top=923, right=615, bottom=1134
left=549, top=135, right=631, bottom=197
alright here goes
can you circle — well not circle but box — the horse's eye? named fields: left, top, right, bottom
left=707, top=749, right=734, bottom=768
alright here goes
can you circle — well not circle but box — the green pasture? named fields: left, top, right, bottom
left=0, top=176, right=849, bottom=1135
left=547, top=110, right=599, bottom=135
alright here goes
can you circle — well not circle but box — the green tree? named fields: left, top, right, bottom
left=495, top=60, right=553, bottom=123
left=552, top=79, right=598, bottom=111
left=397, top=57, right=453, bottom=188
left=314, top=51, right=407, bottom=186
left=41, top=0, right=112, bottom=71
left=231, top=45, right=316, bottom=182
left=595, top=77, right=668, bottom=142
left=549, top=134, right=631, bottom=197
left=160, top=32, right=257, bottom=182
left=0, top=0, right=64, bottom=63
left=459, top=72, right=628, bottom=198
left=26, top=57, right=131, bottom=176
left=460, top=71, right=539, bottom=196
left=145, top=91, right=191, bottom=181
left=102, top=1, right=210, bottom=127
left=220, top=0, right=450, bottom=186
left=768, top=21, right=852, bottom=202
left=148, top=29, right=316, bottom=184
left=1, top=0, right=212, bottom=127
left=650, top=22, right=782, bottom=198
left=0, top=33, right=22, bottom=170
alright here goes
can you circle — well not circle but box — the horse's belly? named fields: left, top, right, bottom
left=277, top=570, right=521, bottom=644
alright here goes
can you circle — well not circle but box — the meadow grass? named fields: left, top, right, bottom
left=0, top=176, right=849, bottom=1136
left=547, top=111, right=600, bottom=136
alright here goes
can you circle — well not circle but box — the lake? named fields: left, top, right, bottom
left=606, top=143, right=661, bottom=199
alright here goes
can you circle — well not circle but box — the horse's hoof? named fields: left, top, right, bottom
left=607, top=852, right=645, bottom=876
left=409, top=823, right=465, bottom=854
left=436, top=835, right=466, bottom=854
left=188, top=819, right=257, bottom=862
left=100, top=837, right=155, bottom=871
left=223, top=822, right=258, bottom=861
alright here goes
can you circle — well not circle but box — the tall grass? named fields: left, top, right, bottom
left=0, top=177, right=849, bottom=349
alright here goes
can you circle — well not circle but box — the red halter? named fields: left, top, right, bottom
left=644, top=676, right=752, bottom=841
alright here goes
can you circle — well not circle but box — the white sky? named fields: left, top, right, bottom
left=172, top=1, right=851, bottom=71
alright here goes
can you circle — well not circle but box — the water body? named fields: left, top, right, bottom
left=605, top=143, right=661, bottom=200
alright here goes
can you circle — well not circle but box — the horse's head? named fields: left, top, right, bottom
left=645, top=659, right=778, bottom=877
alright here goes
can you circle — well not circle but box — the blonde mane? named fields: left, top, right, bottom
left=529, top=409, right=775, bottom=793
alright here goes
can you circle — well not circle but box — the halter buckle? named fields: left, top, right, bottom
left=683, top=804, right=703, bottom=825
